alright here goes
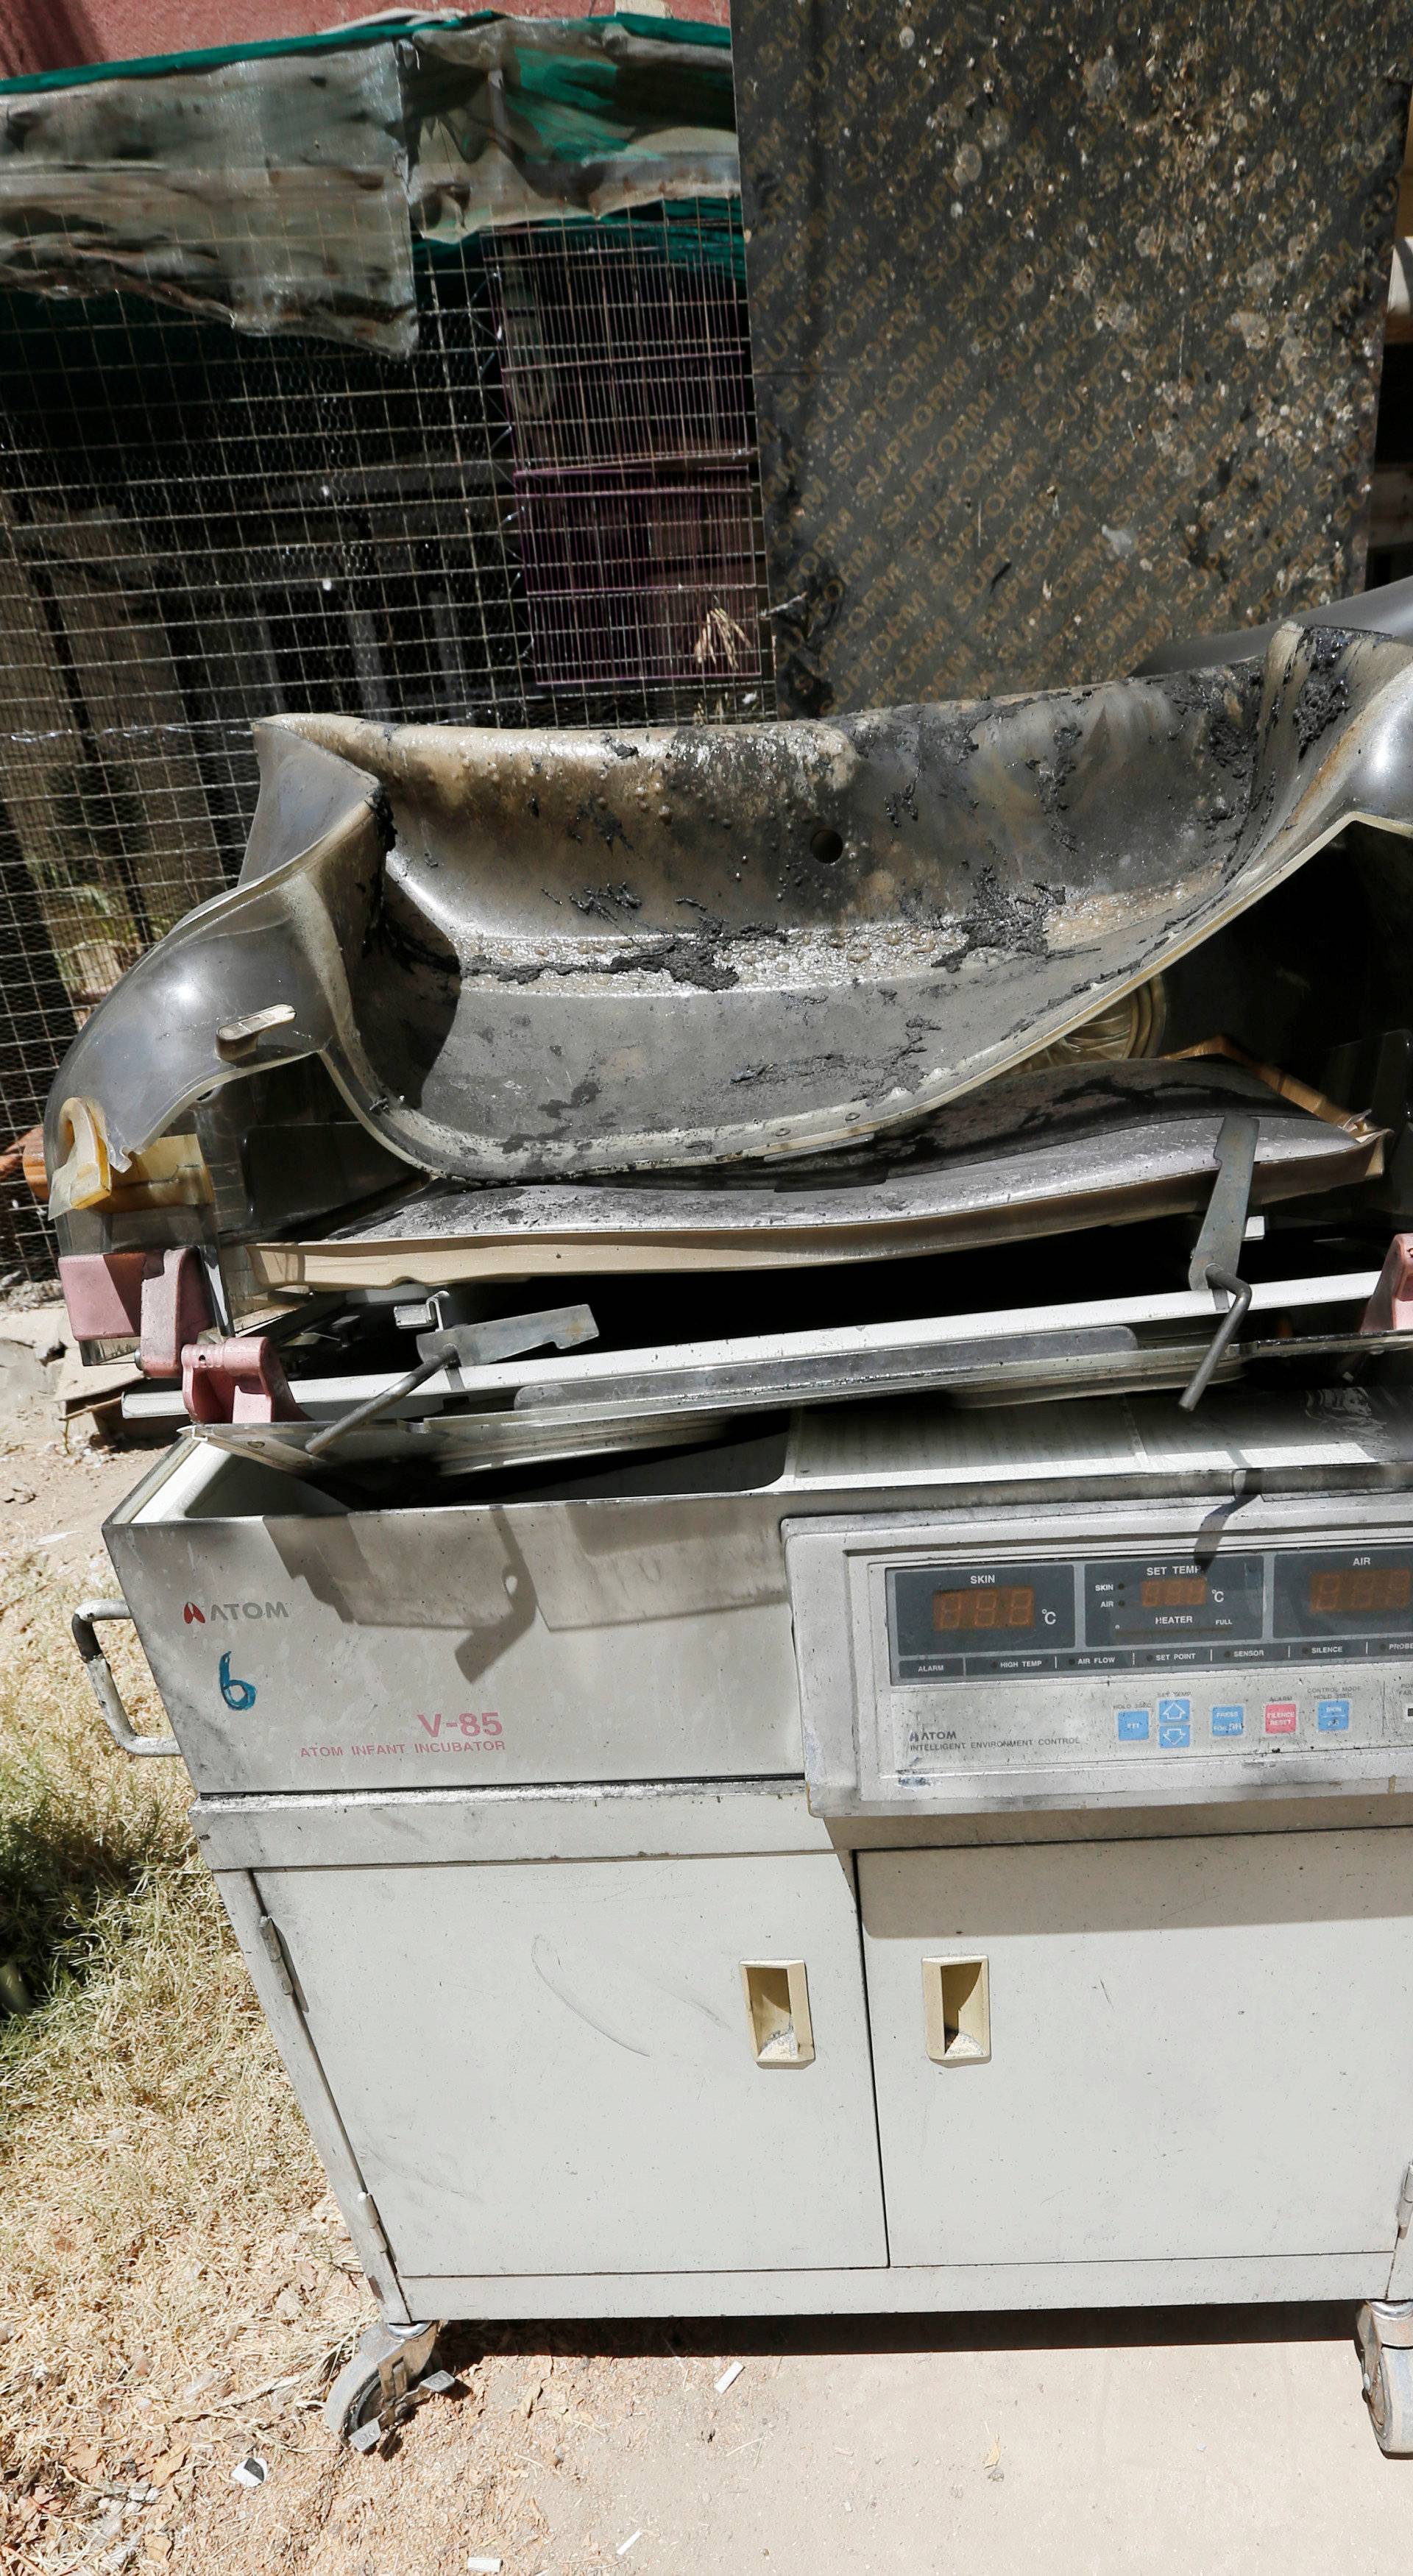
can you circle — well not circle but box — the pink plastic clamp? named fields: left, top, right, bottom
left=1361, top=1235, right=1413, bottom=1337
left=58, top=1246, right=214, bottom=1376
left=180, top=1335, right=305, bottom=1426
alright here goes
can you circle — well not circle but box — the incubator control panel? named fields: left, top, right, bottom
left=786, top=1518, right=1413, bottom=1815
left=887, top=1546, right=1413, bottom=1680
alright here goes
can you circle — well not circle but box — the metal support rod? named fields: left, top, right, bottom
left=305, top=1348, right=444, bottom=1459
left=1179, top=1266, right=1253, bottom=1413
left=306, top=1301, right=598, bottom=1458
left=71, top=1600, right=182, bottom=1758
left=1180, top=1114, right=1259, bottom=1412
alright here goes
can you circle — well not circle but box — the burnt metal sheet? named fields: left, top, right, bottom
left=42, top=619, right=1413, bottom=1197
left=251, top=1061, right=1384, bottom=1289
left=149, top=1311, right=1413, bottom=1481
left=177, top=1323, right=1169, bottom=1485
left=732, top=0, right=1413, bottom=714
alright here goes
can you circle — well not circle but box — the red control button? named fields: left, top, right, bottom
left=1264, top=1702, right=1297, bottom=1735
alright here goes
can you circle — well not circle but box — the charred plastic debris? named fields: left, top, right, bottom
left=39, top=587, right=1413, bottom=1491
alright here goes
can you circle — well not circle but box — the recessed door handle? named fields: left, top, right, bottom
left=740, top=1959, right=815, bottom=2067
left=921, top=1955, right=991, bottom=2064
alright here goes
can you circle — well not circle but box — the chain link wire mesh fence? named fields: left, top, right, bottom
left=0, top=195, right=770, bottom=1277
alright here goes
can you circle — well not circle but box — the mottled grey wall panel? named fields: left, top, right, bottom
left=733, top=2, right=1413, bottom=714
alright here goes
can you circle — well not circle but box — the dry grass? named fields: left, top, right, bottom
left=0, top=1514, right=768, bottom=2576
left=0, top=1554, right=371, bottom=2565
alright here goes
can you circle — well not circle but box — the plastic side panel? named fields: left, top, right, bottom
left=255, top=1853, right=886, bottom=2277
left=861, top=1830, right=1413, bottom=2268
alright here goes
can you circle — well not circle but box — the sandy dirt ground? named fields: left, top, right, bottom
left=1, top=1342, right=1409, bottom=2574
left=16, top=2301, right=1410, bottom=2576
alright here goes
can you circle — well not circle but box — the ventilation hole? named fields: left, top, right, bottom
left=810, top=824, right=844, bottom=865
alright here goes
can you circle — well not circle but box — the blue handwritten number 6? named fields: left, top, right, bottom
left=219, top=1651, right=258, bottom=1711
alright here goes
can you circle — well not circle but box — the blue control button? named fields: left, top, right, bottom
left=1317, top=1699, right=1350, bottom=1733
left=1116, top=1708, right=1150, bottom=1741
left=1158, top=1695, right=1191, bottom=1749
left=1211, top=1705, right=1245, bottom=1737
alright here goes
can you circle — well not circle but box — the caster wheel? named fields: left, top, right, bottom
left=325, top=2320, right=447, bottom=2452
left=1366, top=2349, right=1413, bottom=2458
left=325, top=2351, right=394, bottom=2451
left=1358, top=2303, right=1413, bottom=2456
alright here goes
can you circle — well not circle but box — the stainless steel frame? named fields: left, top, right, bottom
left=78, top=1376, right=1413, bottom=2458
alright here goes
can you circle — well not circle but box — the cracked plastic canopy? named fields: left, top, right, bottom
left=43, top=619, right=1413, bottom=1197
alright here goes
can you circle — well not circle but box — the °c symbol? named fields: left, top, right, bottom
left=219, top=1651, right=258, bottom=1712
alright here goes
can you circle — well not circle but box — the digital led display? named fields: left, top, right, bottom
left=1085, top=1556, right=1265, bottom=1649
left=1308, top=1565, right=1412, bottom=1617
left=888, top=1559, right=1074, bottom=1680
left=1140, top=1575, right=1208, bottom=1609
left=889, top=1538, right=1413, bottom=1689
left=932, top=1585, right=1036, bottom=1634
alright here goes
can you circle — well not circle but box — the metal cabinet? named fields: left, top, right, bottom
left=257, top=1850, right=887, bottom=2280
left=860, top=1831, right=1413, bottom=2270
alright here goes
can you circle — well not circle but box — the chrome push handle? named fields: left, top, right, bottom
left=71, top=1599, right=182, bottom=1759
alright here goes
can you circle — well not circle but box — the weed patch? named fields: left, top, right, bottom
left=0, top=1556, right=351, bottom=2543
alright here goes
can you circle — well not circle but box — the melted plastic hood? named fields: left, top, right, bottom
left=43, top=619, right=1413, bottom=1192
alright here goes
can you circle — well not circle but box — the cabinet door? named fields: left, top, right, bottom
left=258, top=1853, right=885, bottom=2278
left=860, top=1832, right=1413, bottom=2268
